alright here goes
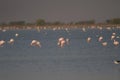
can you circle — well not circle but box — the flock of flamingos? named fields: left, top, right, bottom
left=0, top=26, right=120, bottom=64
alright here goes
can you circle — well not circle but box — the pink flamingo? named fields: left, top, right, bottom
left=0, top=40, right=5, bottom=47
left=31, top=40, right=41, bottom=47
left=57, top=37, right=69, bottom=47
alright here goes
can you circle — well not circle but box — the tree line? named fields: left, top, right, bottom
left=0, top=18, right=120, bottom=26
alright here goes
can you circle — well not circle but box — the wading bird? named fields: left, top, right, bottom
left=8, top=38, right=14, bottom=44
left=102, top=42, right=107, bottom=46
left=98, top=36, right=103, bottom=42
left=57, top=37, right=69, bottom=47
left=31, top=40, right=41, bottom=47
left=87, top=37, right=91, bottom=43
left=113, top=40, right=119, bottom=46
left=114, top=60, right=120, bottom=64
left=0, top=40, right=5, bottom=47
left=15, top=33, right=19, bottom=37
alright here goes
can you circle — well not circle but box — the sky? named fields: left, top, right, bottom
left=0, top=0, right=120, bottom=23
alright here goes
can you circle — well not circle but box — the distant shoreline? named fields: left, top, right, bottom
left=0, top=24, right=120, bottom=30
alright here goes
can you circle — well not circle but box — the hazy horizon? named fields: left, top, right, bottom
left=0, top=0, right=120, bottom=23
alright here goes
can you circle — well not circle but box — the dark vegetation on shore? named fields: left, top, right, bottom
left=0, top=18, right=120, bottom=30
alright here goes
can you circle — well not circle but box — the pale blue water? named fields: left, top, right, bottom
left=0, top=28, right=120, bottom=80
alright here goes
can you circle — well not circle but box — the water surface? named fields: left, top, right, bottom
left=0, top=28, right=120, bottom=80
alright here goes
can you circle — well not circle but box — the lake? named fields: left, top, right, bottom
left=0, top=27, right=120, bottom=80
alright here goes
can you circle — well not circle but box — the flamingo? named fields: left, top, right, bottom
left=111, top=32, right=116, bottom=40
left=60, top=40, right=66, bottom=47
left=31, top=40, right=41, bottom=47
left=102, top=42, right=107, bottom=46
left=111, top=35, right=115, bottom=40
left=87, top=37, right=91, bottom=43
left=112, top=32, right=116, bottom=36
left=57, top=37, right=65, bottom=47
left=114, top=60, right=120, bottom=64
left=0, top=40, right=5, bottom=47
left=98, top=36, right=103, bottom=42
left=57, top=37, right=69, bottom=47
left=15, top=33, right=19, bottom=37
left=8, top=38, right=14, bottom=44
left=82, top=27, right=86, bottom=32
left=113, top=40, right=119, bottom=46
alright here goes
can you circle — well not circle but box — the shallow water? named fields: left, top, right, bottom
left=0, top=28, right=120, bottom=80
